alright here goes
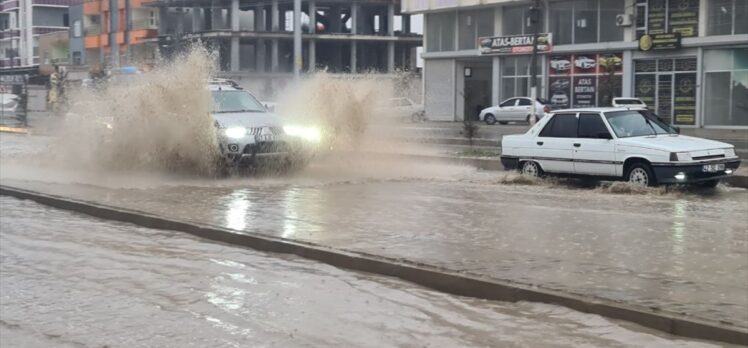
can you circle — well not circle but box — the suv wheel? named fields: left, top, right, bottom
left=484, top=114, right=497, bottom=125
left=626, top=163, right=656, bottom=187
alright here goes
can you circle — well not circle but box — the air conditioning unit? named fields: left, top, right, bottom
left=616, top=14, right=633, bottom=27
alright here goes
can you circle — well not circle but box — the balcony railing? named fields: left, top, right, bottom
left=32, top=0, right=84, bottom=6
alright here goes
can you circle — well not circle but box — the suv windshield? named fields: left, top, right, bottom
left=212, top=90, right=266, bottom=113
left=604, top=110, right=675, bottom=138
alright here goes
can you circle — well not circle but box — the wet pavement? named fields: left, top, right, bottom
left=2, top=133, right=748, bottom=332
left=3, top=196, right=731, bottom=347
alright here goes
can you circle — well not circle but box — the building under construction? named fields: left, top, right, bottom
left=148, top=0, right=420, bottom=77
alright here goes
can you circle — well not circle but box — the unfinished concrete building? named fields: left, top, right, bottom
left=149, top=0, right=421, bottom=79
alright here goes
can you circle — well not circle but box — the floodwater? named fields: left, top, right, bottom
left=2, top=133, right=747, bottom=332
left=0, top=196, right=733, bottom=347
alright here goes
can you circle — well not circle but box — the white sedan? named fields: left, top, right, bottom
left=500, top=108, right=741, bottom=187
left=479, top=97, right=550, bottom=125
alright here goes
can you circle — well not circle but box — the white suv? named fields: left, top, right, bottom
left=210, top=84, right=320, bottom=168
left=500, top=108, right=740, bottom=187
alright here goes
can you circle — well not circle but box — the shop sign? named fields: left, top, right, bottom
left=638, top=32, right=682, bottom=51
left=478, top=33, right=552, bottom=55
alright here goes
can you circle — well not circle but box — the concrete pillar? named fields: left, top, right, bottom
left=351, top=3, right=359, bottom=34
left=350, top=42, right=357, bottom=73
left=231, top=0, right=239, bottom=31
left=271, top=0, right=279, bottom=32
left=231, top=37, right=240, bottom=71
left=211, top=1, right=223, bottom=29
left=622, top=50, right=633, bottom=97
left=192, top=7, right=202, bottom=31
left=271, top=39, right=279, bottom=72
left=402, top=14, right=411, bottom=33
left=387, top=4, right=395, bottom=36
left=255, top=40, right=265, bottom=72
left=293, top=0, right=302, bottom=79
left=254, top=6, right=264, bottom=31
left=387, top=41, right=395, bottom=72
left=308, top=1, right=316, bottom=33
left=309, top=39, right=316, bottom=71
left=109, top=0, right=119, bottom=67
left=176, top=10, right=184, bottom=34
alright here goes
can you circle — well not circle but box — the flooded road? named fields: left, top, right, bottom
left=2, top=133, right=747, bottom=335
left=2, top=196, right=727, bottom=347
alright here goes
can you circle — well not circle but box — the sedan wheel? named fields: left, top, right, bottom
left=484, top=114, right=497, bottom=125
left=627, top=164, right=655, bottom=187
left=521, top=161, right=541, bottom=177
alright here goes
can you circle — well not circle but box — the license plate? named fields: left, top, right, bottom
left=702, top=163, right=725, bottom=173
left=256, top=134, right=275, bottom=142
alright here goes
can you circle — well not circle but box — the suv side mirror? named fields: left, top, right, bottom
left=598, top=132, right=613, bottom=139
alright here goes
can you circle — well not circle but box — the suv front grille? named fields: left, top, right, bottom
left=247, top=127, right=285, bottom=136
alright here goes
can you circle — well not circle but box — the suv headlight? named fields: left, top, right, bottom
left=224, top=127, right=247, bottom=139
left=284, top=125, right=321, bottom=142
left=725, top=148, right=736, bottom=158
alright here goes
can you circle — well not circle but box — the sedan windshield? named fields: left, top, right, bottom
left=604, top=110, right=675, bottom=138
left=212, top=90, right=266, bottom=113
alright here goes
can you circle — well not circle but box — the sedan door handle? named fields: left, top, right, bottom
left=536, top=141, right=544, bottom=146
left=573, top=143, right=581, bottom=147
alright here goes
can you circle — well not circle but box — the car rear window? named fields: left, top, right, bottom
left=540, top=113, right=578, bottom=138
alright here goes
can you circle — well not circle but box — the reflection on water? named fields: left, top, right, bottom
left=225, top=190, right=250, bottom=230
left=282, top=188, right=300, bottom=239
left=671, top=200, right=688, bottom=256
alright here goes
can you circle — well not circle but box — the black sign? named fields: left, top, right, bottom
left=572, top=76, right=597, bottom=108
left=674, top=73, right=696, bottom=125
left=639, top=32, right=682, bottom=51
left=479, top=33, right=552, bottom=55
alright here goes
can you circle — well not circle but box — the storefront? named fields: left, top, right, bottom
left=411, top=0, right=748, bottom=129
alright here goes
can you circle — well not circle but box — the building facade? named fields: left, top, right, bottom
left=77, top=0, right=159, bottom=71
left=144, top=0, right=421, bottom=97
left=1, top=0, right=74, bottom=70
left=404, top=0, right=747, bottom=129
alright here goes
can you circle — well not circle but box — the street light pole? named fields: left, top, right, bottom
left=528, top=0, right=541, bottom=125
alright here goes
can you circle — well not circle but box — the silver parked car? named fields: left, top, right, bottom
left=479, top=97, right=550, bottom=125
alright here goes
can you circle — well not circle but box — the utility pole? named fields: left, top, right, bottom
left=293, top=0, right=302, bottom=79
left=528, top=0, right=541, bottom=125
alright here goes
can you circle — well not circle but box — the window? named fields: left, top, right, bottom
left=549, top=0, right=623, bottom=45
left=426, top=12, right=455, bottom=52
left=708, top=0, right=748, bottom=35
left=517, top=98, right=532, bottom=106
left=634, top=57, right=697, bottom=125
left=540, top=113, right=578, bottom=138
left=578, top=113, right=610, bottom=138
left=73, top=20, right=82, bottom=37
left=72, top=51, right=82, bottom=65
left=458, top=10, right=494, bottom=50
left=502, top=56, right=543, bottom=99
left=502, top=6, right=544, bottom=36
left=703, top=49, right=748, bottom=126
left=638, top=0, right=699, bottom=38
left=500, top=99, right=516, bottom=107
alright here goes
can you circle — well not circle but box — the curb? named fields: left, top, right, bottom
left=1, top=185, right=746, bottom=346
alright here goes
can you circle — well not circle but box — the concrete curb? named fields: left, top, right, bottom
left=1, top=185, right=746, bottom=345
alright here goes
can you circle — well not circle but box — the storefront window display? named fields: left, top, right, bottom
left=634, top=57, right=697, bottom=125
left=548, top=52, right=622, bottom=109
